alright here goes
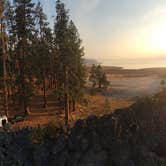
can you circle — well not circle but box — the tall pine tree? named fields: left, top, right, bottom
left=54, top=0, right=70, bottom=127
left=14, top=0, right=35, bottom=114
left=54, top=0, right=86, bottom=127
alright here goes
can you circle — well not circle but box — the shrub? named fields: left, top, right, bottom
left=30, top=125, right=44, bottom=144
left=43, top=121, right=64, bottom=143
left=30, top=120, right=64, bottom=144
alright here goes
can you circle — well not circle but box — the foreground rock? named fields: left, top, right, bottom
left=1, top=92, right=166, bottom=165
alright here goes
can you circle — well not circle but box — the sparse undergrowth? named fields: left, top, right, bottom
left=30, top=120, right=64, bottom=144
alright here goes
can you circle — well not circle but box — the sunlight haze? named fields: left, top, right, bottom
left=39, top=0, right=166, bottom=68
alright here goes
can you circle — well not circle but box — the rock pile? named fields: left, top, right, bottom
left=1, top=93, right=166, bottom=165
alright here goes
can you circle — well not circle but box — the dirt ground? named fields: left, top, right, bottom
left=4, top=71, right=163, bottom=129
left=11, top=92, right=132, bottom=129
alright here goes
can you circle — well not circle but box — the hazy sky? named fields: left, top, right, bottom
left=38, top=0, right=166, bottom=68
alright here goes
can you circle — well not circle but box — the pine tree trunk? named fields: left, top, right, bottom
left=65, top=93, right=69, bottom=126
left=69, top=99, right=72, bottom=112
left=42, top=71, right=47, bottom=108
left=1, top=18, right=9, bottom=117
left=19, top=39, right=27, bottom=115
left=64, top=67, right=70, bottom=128
left=72, top=99, right=76, bottom=112
left=99, top=81, right=102, bottom=88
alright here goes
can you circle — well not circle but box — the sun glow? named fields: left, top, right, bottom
left=149, top=25, right=166, bottom=51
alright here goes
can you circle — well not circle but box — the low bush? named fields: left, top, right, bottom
left=30, top=120, right=64, bottom=144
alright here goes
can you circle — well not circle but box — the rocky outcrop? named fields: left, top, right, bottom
left=1, top=93, right=166, bottom=165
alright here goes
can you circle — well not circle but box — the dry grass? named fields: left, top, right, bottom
left=71, top=94, right=133, bottom=120
left=8, top=74, right=150, bottom=129
left=11, top=92, right=133, bottom=129
left=8, top=69, right=165, bottom=129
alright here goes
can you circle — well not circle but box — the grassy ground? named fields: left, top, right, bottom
left=4, top=70, right=164, bottom=129
left=12, top=92, right=133, bottom=129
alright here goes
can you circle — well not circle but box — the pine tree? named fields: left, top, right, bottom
left=54, top=0, right=70, bottom=127
left=89, top=64, right=109, bottom=89
left=5, top=0, right=17, bottom=105
left=54, top=0, right=86, bottom=127
left=89, top=64, right=98, bottom=87
left=67, top=20, right=86, bottom=112
left=14, top=0, right=35, bottom=114
left=101, top=73, right=109, bottom=89
left=0, top=0, right=86, bottom=124
left=34, top=1, right=52, bottom=108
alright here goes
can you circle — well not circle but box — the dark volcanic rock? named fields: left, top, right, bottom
left=78, top=150, right=108, bottom=166
left=80, top=137, right=89, bottom=153
left=2, top=92, right=166, bottom=165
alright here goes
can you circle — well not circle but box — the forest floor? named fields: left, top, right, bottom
left=12, top=92, right=132, bottom=129
left=1, top=70, right=164, bottom=129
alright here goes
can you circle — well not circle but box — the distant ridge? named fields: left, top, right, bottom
left=83, top=59, right=98, bottom=66
left=102, top=66, right=166, bottom=77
